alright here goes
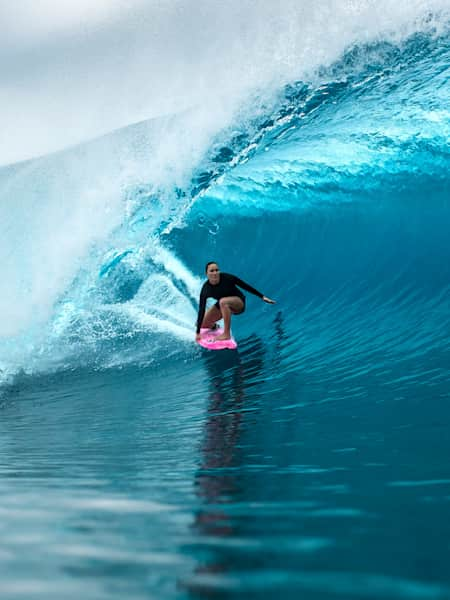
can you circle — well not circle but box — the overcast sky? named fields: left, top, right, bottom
left=1, top=1, right=205, bottom=165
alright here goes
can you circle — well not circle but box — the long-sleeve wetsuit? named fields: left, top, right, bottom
left=196, top=272, right=264, bottom=333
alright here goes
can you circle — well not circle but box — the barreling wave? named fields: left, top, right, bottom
left=0, top=24, right=449, bottom=387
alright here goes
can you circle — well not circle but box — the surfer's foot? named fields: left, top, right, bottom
left=215, top=333, right=231, bottom=341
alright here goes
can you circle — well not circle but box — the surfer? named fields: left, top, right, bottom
left=195, top=261, right=276, bottom=342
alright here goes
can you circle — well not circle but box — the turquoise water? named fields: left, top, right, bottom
left=1, top=20, right=450, bottom=600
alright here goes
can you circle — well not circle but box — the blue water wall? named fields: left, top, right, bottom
left=2, top=30, right=449, bottom=386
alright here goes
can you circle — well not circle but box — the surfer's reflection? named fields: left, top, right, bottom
left=186, top=338, right=265, bottom=593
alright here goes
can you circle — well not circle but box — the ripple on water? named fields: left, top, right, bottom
left=183, top=570, right=450, bottom=598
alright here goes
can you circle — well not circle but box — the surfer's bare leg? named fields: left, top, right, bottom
left=215, top=297, right=244, bottom=340
left=201, top=305, right=222, bottom=330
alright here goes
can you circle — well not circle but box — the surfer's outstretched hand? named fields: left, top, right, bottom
left=263, top=296, right=276, bottom=304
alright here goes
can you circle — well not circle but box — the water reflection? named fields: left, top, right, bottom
left=188, top=339, right=265, bottom=593
left=271, top=310, right=287, bottom=371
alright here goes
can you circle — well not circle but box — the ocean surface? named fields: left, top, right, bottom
left=1, top=7, right=450, bottom=600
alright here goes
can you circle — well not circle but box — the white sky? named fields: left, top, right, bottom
left=0, top=0, right=211, bottom=165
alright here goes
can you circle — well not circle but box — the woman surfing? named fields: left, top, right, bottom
left=196, top=261, right=276, bottom=342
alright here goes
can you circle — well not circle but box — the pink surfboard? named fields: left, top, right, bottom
left=197, top=327, right=237, bottom=350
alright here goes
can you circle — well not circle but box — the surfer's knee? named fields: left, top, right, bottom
left=219, top=298, right=230, bottom=310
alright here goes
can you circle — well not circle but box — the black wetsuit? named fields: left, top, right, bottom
left=196, top=272, right=263, bottom=333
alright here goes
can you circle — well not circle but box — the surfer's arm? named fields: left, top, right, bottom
left=232, top=275, right=264, bottom=299
left=232, top=275, right=276, bottom=304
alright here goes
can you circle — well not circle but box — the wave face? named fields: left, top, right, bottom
left=1, top=26, right=449, bottom=387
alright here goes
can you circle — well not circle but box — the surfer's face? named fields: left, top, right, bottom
left=207, top=263, right=220, bottom=284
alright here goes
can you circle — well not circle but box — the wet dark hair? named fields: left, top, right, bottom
left=205, top=261, right=218, bottom=273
